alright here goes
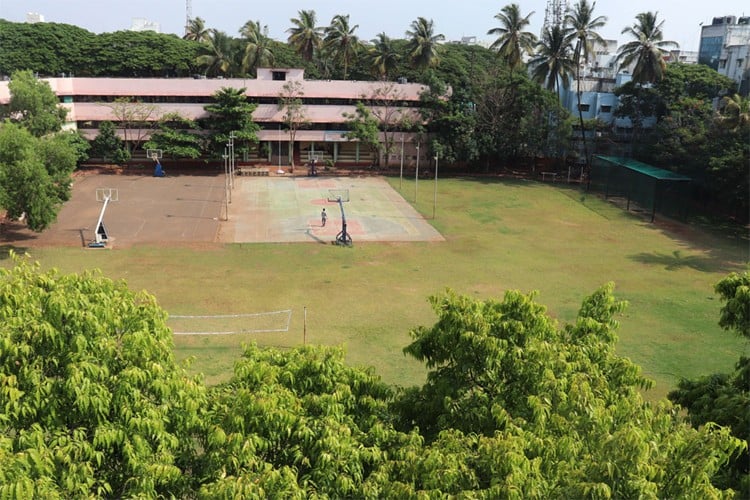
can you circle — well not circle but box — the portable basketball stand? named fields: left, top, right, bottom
left=148, top=148, right=165, bottom=177
left=88, top=188, right=117, bottom=248
left=334, top=197, right=352, bottom=246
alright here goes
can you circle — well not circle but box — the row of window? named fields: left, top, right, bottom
left=577, top=104, right=613, bottom=113
left=62, top=95, right=418, bottom=108
left=77, top=121, right=357, bottom=131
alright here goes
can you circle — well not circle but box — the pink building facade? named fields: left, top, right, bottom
left=0, top=68, right=428, bottom=166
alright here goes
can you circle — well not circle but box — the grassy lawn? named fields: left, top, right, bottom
left=3, top=176, right=748, bottom=401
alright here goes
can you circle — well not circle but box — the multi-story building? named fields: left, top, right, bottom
left=0, top=68, right=427, bottom=166
left=699, top=15, right=750, bottom=94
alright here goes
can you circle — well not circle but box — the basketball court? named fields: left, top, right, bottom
left=3, top=172, right=443, bottom=247
left=220, top=176, right=444, bottom=244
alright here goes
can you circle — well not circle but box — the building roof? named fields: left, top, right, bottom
left=594, top=156, right=691, bottom=181
left=0, top=76, right=427, bottom=104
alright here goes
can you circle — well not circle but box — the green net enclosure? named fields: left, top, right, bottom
left=590, top=156, right=691, bottom=221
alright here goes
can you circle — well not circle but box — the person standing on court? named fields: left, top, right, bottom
left=321, top=208, right=327, bottom=227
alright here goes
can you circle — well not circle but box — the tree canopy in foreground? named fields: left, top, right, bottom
left=0, top=255, right=745, bottom=497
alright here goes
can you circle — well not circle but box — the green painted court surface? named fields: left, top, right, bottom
left=221, top=176, right=444, bottom=243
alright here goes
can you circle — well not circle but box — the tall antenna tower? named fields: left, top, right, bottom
left=542, top=0, right=568, bottom=35
left=184, top=0, right=192, bottom=36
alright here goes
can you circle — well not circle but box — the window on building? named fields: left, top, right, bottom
left=272, top=71, right=287, bottom=81
left=578, top=103, right=590, bottom=112
left=600, top=105, right=612, bottom=113
left=719, top=59, right=727, bottom=69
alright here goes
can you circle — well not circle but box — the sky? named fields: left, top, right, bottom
left=1, top=0, right=747, bottom=52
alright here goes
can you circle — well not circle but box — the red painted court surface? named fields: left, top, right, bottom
left=3, top=173, right=443, bottom=247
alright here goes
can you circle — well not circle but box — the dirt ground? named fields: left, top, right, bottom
left=1, top=170, right=443, bottom=248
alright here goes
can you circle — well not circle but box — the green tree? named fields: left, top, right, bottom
left=0, top=99, right=80, bottom=230
left=615, top=12, right=678, bottom=85
left=391, top=284, right=745, bottom=496
left=0, top=20, right=95, bottom=76
left=203, top=87, right=260, bottom=157
left=0, top=123, right=60, bottom=231
left=487, top=4, right=537, bottom=78
left=104, top=97, right=160, bottom=155
left=287, top=10, right=323, bottom=63
left=419, top=76, right=479, bottom=166
left=405, top=17, right=445, bottom=70
left=714, top=271, right=750, bottom=337
left=0, top=256, right=207, bottom=497
left=368, top=33, right=401, bottom=80
left=718, top=93, right=750, bottom=131
left=239, top=20, right=275, bottom=77
left=86, top=30, right=198, bottom=78
left=195, top=29, right=239, bottom=77
left=143, top=112, right=203, bottom=160
left=198, top=344, right=398, bottom=498
left=277, top=80, right=308, bottom=170
left=323, top=14, right=360, bottom=80
left=530, top=24, right=576, bottom=97
left=5, top=70, right=67, bottom=137
left=90, top=121, right=125, bottom=162
left=343, top=102, right=382, bottom=163
left=639, top=64, right=746, bottom=219
left=183, top=16, right=210, bottom=43
left=669, top=271, right=750, bottom=496
left=565, top=0, right=607, bottom=176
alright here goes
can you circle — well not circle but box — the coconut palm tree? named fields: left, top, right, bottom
left=287, top=9, right=323, bottom=62
left=615, top=12, right=678, bottom=85
left=718, top=93, right=750, bottom=131
left=530, top=24, right=576, bottom=97
left=323, top=14, right=361, bottom=80
left=369, top=32, right=401, bottom=80
left=405, top=17, right=445, bottom=70
left=565, top=0, right=606, bottom=179
left=240, top=20, right=275, bottom=76
left=195, top=29, right=237, bottom=77
left=184, top=16, right=210, bottom=43
left=487, top=4, right=537, bottom=75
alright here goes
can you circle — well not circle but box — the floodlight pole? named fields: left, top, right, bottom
left=433, top=152, right=439, bottom=219
left=225, top=145, right=232, bottom=204
left=229, top=131, right=236, bottom=190
left=399, top=134, right=404, bottom=190
left=415, top=143, right=420, bottom=203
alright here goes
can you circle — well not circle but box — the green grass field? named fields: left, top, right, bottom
left=3, top=176, right=748, bottom=401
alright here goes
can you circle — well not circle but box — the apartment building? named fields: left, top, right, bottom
left=699, top=15, right=750, bottom=94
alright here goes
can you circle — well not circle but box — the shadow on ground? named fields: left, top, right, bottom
left=629, top=250, right=734, bottom=273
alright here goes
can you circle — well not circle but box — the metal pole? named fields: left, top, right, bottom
left=222, top=151, right=229, bottom=220
left=399, top=134, right=404, bottom=190
left=433, top=152, right=438, bottom=219
left=303, top=306, right=307, bottom=345
left=415, top=143, right=420, bottom=203
left=278, top=124, right=281, bottom=169
left=229, top=131, right=235, bottom=190
left=226, top=144, right=232, bottom=204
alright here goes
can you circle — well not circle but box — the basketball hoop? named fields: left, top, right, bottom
left=146, top=148, right=163, bottom=162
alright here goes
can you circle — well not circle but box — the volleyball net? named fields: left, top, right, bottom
left=168, top=309, right=292, bottom=335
